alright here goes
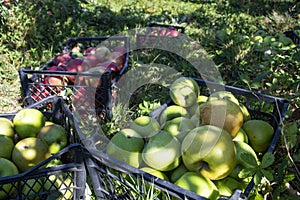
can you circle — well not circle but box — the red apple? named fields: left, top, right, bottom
left=43, top=66, right=68, bottom=89
left=159, top=28, right=167, bottom=36
left=64, top=58, right=84, bottom=83
left=84, top=47, right=96, bottom=55
left=166, top=29, right=180, bottom=37
left=83, top=54, right=100, bottom=69
left=114, top=45, right=127, bottom=55
left=108, top=51, right=125, bottom=70
left=52, top=53, right=72, bottom=66
left=106, top=62, right=120, bottom=74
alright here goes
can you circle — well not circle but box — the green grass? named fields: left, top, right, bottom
left=1, top=0, right=300, bottom=199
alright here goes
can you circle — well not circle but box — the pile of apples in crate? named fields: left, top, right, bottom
left=31, top=42, right=127, bottom=102
left=105, top=77, right=275, bottom=199
left=0, top=108, right=68, bottom=199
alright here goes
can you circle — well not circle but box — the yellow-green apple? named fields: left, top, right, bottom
left=94, top=45, right=111, bottom=63
left=13, top=108, right=45, bottom=139
left=208, top=91, right=240, bottom=105
left=163, top=116, right=195, bottom=141
left=0, top=135, right=14, bottom=159
left=233, top=128, right=249, bottom=143
left=181, top=125, right=236, bottom=180
left=12, top=137, right=51, bottom=172
left=198, top=99, right=244, bottom=138
left=170, top=164, right=188, bottom=183
left=0, top=158, right=19, bottom=199
left=159, top=105, right=189, bottom=126
left=174, top=171, right=219, bottom=200
left=0, top=117, right=14, bottom=138
left=169, top=77, right=200, bottom=108
left=129, top=116, right=160, bottom=138
left=142, top=130, right=181, bottom=171
left=37, top=124, right=68, bottom=154
left=214, top=176, right=245, bottom=198
left=140, top=167, right=169, bottom=181
left=106, top=128, right=144, bottom=168
left=242, top=119, right=274, bottom=153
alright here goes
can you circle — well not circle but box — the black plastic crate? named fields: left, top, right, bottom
left=18, top=67, right=113, bottom=120
left=0, top=97, right=88, bottom=200
left=77, top=78, right=289, bottom=200
left=18, top=36, right=130, bottom=120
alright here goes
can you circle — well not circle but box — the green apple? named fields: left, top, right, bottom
left=242, top=119, right=274, bottom=153
left=170, top=164, right=188, bottom=183
left=159, top=105, right=189, bottom=126
left=22, top=178, right=44, bottom=200
left=233, top=128, right=249, bottom=143
left=140, top=167, right=169, bottom=181
left=163, top=117, right=195, bottom=141
left=170, top=77, right=200, bottom=108
left=13, top=108, right=45, bottom=139
left=142, top=130, right=181, bottom=171
left=181, top=125, right=236, bottom=180
left=12, top=137, right=51, bottom=172
left=37, top=124, right=68, bottom=154
left=174, top=171, right=219, bottom=200
left=0, top=158, right=19, bottom=199
left=214, top=176, right=245, bottom=198
left=129, top=116, right=160, bottom=138
left=208, top=91, right=240, bottom=105
left=106, top=128, right=144, bottom=168
left=234, top=141, right=258, bottom=169
left=0, top=117, right=14, bottom=138
left=0, top=135, right=14, bottom=159
left=199, top=99, right=244, bottom=138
